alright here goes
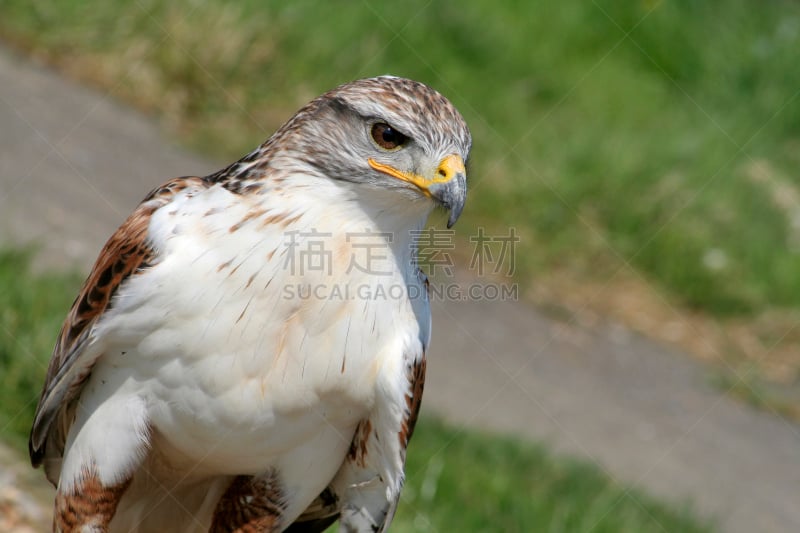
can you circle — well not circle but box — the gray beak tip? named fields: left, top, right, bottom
left=431, top=172, right=467, bottom=229
left=446, top=206, right=462, bottom=229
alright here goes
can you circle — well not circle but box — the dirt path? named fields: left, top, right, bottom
left=1, top=45, right=798, bottom=532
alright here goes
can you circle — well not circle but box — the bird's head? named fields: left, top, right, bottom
left=272, top=76, right=472, bottom=228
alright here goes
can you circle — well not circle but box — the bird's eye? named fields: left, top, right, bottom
left=371, top=123, right=407, bottom=150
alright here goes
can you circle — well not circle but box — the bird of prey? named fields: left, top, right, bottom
left=29, top=76, right=471, bottom=532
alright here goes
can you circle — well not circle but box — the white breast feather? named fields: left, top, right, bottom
left=61, top=174, right=431, bottom=526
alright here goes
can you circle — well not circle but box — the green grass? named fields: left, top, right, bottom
left=710, top=366, right=800, bottom=422
left=0, top=249, right=81, bottom=449
left=2, top=0, right=800, bottom=317
left=0, top=249, right=711, bottom=531
left=394, top=417, right=711, bottom=532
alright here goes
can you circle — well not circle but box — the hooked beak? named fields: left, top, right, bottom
left=368, top=153, right=467, bottom=228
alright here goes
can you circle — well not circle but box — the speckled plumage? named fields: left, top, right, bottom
left=30, top=76, right=471, bottom=532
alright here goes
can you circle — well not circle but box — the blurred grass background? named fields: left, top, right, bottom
left=0, top=0, right=798, bottom=528
left=0, top=250, right=78, bottom=446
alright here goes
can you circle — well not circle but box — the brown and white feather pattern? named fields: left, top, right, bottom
left=29, top=75, right=470, bottom=532
left=30, top=176, right=209, bottom=480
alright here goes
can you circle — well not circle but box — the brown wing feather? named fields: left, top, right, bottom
left=400, top=355, right=427, bottom=448
left=29, top=176, right=208, bottom=468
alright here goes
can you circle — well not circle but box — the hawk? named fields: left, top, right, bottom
left=29, top=76, right=471, bottom=532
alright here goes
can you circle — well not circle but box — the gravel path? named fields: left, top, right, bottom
left=1, top=45, right=798, bottom=532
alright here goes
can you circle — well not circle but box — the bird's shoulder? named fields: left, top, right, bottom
left=54, top=176, right=212, bottom=374
left=29, top=175, right=209, bottom=463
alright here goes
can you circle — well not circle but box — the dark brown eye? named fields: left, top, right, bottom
left=371, top=123, right=407, bottom=150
